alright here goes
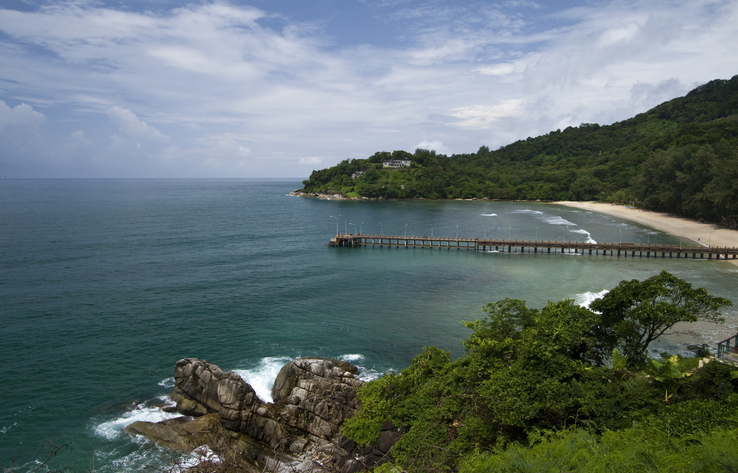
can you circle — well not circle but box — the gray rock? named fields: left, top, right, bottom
left=127, top=356, right=397, bottom=473
left=124, top=413, right=222, bottom=452
left=171, top=357, right=365, bottom=459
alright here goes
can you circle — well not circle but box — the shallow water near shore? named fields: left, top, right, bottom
left=2, top=179, right=737, bottom=471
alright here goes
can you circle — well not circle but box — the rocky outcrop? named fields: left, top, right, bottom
left=127, top=357, right=400, bottom=472
left=126, top=413, right=221, bottom=453
left=172, top=358, right=290, bottom=449
left=288, top=191, right=375, bottom=201
left=271, top=357, right=362, bottom=444
left=171, top=356, right=361, bottom=452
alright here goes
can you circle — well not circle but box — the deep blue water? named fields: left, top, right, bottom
left=1, top=179, right=737, bottom=471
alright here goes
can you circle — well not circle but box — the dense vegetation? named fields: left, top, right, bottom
left=299, top=75, right=738, bottom=226
left=341, top=271, right=735, bottom=472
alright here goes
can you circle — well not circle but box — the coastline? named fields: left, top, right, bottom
left=554, top=201, right=738, bottom=265
left=291, top=189, right=738, bottom=253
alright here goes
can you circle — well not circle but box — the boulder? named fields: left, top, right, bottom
left=271, top=357, right=362, bottom=442
left=128, top=357, right=399, bottom=472
left=125, top=413, right=221, bottom=453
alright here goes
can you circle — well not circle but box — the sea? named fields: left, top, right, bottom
left=2, top=179, right=737, bottom=472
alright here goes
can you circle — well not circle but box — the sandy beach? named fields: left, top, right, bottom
left=554, top=202, right=738, bottom=263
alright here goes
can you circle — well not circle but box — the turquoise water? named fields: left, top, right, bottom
left=2, top=179, right=737, bottom=471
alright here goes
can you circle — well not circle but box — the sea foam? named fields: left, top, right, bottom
left=541, top=215, right=576, bottom=226
left=569, top=228, right=597, bottom=244
left=233, top=356, right=292, bottom=404
left=511, top=209, right=576, bottom=226
left=234, top=354, right=390, bottom=401
left=574, top=290, right=609, bottom=309
left=94, top=403, right=182, bottom=440
left=339, top=353, right=365, bottom=362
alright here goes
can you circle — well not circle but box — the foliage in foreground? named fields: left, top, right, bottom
left=300, top=75, right=738, bottom=225
left=341, top=271, right=735, bottom=472
left=460, top=419, right=738, bottom=473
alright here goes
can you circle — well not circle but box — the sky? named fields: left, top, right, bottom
left=1, top=0, right=737, bottom=178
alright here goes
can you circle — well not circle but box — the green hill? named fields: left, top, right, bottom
left=299, top=75, right=738, bottom=226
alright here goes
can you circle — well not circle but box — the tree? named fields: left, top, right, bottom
left=589, top=271, right=731, bottom=367
left=342, top=274, right=735, bottom=472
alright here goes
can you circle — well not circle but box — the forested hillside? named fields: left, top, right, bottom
left=342, top=272, right=736, bottom=473
left=299, top=75, right=738, bottom=225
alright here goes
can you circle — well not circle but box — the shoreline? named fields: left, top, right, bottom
left=291, top=190, right=738, bottom=257
left=554, top=201, right=738, bottom=265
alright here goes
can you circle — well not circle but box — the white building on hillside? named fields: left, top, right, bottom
left=383, top=159, right=411, bottom=168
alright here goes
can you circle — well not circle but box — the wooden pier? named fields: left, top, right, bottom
left=329, top=234, right=738, bottom=261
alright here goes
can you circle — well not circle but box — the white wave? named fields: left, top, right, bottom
left=0, top=422, right=17, bottom=435
left=511, top=209, right=543, bottom=214
left=511, top=209, right=576, bottom=226
left=357, top=368, right=384, bottom=382
left=233, top=356, right=292, bottom=404
left=569, top=228, right=597, bottom=244
left=157, top=393, right=175, bottom=405
left=230, top=354, right=394, bottom=403
left=541, top=215, right=576, bottom=226
left=178, top=446, right=222, bottom=471
left=339, top=354, right=365, bottom=362
left=338, top=354, right=394, bottom=382
left=101, top=443, right=190, bottom=473
left=480, top=213, right=498, bottom=217
left=158, top=377, right=175, bottom=389
left=95, top=403, right=182, bottom=440
left=574, top=290, right=609, bottom=309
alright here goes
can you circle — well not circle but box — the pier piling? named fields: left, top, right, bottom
left=328, top=234, right=738, bottom=261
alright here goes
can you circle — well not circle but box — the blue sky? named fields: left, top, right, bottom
left=1, top=0, right=736, bottom=178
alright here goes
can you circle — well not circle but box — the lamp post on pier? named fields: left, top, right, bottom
left=360, top=222, right=364, bottom=235
left=404, top=223, right=408, bottom=237
left=329, top=215, right=340, bottom=235
left=349, top=223, right=356, bottom=235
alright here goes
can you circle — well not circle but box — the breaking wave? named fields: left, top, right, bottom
left=574, top=290, right=609, bottom=309
left=94, top=402, right=181, bottom=441
left=569, top=228, right=597, bottom=244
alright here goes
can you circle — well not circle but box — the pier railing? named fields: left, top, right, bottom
left=328, top=233, right=738, bottom=260
left=718, top=334, right=738, bottom=363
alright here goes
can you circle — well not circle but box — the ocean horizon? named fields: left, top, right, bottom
left=2, top=178, right=737, bottom=471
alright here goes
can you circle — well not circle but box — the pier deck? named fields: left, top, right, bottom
left=329, top=234, right=738, bottom=260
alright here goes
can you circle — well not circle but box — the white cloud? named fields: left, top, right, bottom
left=298, top=157, right=324, bottom=165
left=0, top=101, right=48, bottom=172
left=475, top=62, right=526, bottom=76
left=450, top=100, right=526, bottom=129
left=415, top=140, right=449, bottom=154
left=597, top=20, right=643, bottom=46
left=0, top=1, right=736, bottom=177
left=106, top=106, right=169, bottom=143
left=0, top=100, right=46, bottom=130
